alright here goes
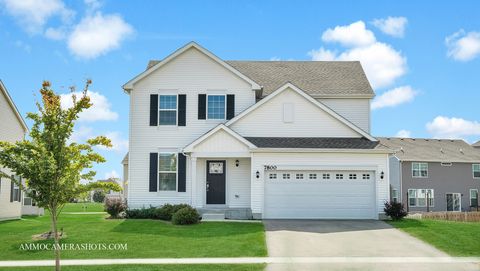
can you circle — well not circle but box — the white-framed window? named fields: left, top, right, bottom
left=295, top=173, right=304, bottom=180
left=470, top=189, right=478, bottom=207
left=335, top=173, right=344, bottom=180
left=349, top=174, right=357, bottom=180
left=12, top=179, right=20, bottom=202
left=473, top=164, right=480, bottom=179
left=309, top=173, right=317, bottom=180
left=408, top=189, right=434, bottom=207
left=322, top=173, right=330, bottom=180
left=269, top=173, right=277, bottom=179
left=391, top=189, right=399, bottom=203
left=159, top=95, right=177, bottom=125
left=158, top=153, right=177, bottom=191
left=362, top=174, right=371, bottom=180
left=412, top=162, right=428, bottom=178
left=207, top=94, right=226, bottom=120
left=282, top=173, right=290, bottom=180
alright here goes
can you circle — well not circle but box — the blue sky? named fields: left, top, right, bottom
left=1, top=0, right=480, bottom=180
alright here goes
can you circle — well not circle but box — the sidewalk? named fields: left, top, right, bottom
left=1, top=257, right=480, bottom=267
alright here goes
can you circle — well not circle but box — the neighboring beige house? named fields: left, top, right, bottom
left=0, top=80, right=28, bottom=220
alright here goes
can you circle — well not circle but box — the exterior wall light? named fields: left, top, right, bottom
left=235, top=160, right=239, bottom=167
left=256, top=170, right=260, bottom=179
left=380, top=171, right=384, bottom=180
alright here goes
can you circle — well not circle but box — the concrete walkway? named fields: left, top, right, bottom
left=264, top=220, right=480, bottom=271
left=1, top=257, right=480, bottom=267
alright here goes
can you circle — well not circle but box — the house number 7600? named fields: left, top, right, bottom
left=264, top=165, right=277, bottom=170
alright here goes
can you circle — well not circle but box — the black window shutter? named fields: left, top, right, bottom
left=227, top=94, right=235, bottom=120
left=150, top=94, right=158, bottom=126
left=177, top=153, right=186, bottom=192
left=178, top=94, right=186, bottom=126
left=198, top=94, right=206, bottom=120
left=10, top=178, right=14, bottom=202
left=149, top=153, right=158, bottom=192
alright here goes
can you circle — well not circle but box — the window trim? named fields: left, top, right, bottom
left=391, top=189, right=399, bottom=203
left=470, top=189, right=478, bottom=207
left=473, top=164, right=480, bottom=179
left=412, top=162, right=429, bottom=178
left=158, top=94, right=178, bottom=126
left=206, top=94, right=227, bottom=120
left=408, top=188, right=434, bottom=207
left=158, top=152, right=178, bottom=191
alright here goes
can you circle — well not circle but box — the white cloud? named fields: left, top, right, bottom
left=98, top=132, right=128, bottom=152
left=60, top=90, right=118, bottom=122
left=395, top=129, right=411, bottom=138
left=70, top=125, right=93, bottom=143
left=269, top=56, right=281, bottom=61
left=45, top=27, right=66, bottom=40
left=104, top=170, right=120, bottom=179
left=426, top=116, right=480, bottom=139
left=67, top=12, right=134, bottom=59
left=445, top=30, right=480, bottom=61
left=372, top=16, right=408, bottom=38
left=308, top=47, right=337, bottom=61
left=1, top=0, right=74, bottom=33
left=371, top=85, right=417, bottom=110
left=321, top=21, right=376, bottom=47
left=310, top=21, right=407, bottom=89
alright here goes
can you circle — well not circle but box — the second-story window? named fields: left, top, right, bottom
left=473, top=164, right=480, bottom=179
left=159, top=95, right=177, bottom=125
left=412, top=162, right=428, bottom=178
left=207, top=95, right=226, bottom=119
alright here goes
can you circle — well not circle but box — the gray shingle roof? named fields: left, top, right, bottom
left=378, top=137, right=480, bottom=163
left=146, top=60, right=374, bottom=97
left=472, top=140, right=480, bottom=148
left=245, top=137, right=385, bottom=149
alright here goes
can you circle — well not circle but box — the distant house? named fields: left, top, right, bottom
left=379, top=137, right=480, bottom=212
left=121, top=153, right=128, bottom=199
left=0, top=81, right=28, bottom=219
left=94, top=178, right=124, bottom=199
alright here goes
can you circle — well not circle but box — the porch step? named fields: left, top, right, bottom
left=201, top=213, right=226, bottom=221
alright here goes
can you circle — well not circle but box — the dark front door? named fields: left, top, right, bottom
left=206, top=160, right=226, bottom=204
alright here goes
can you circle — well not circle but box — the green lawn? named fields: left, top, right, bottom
left=62, top=202, right=104, bottom=213
left=0, top=214, right=266, bottom=260
left=388, top=219, right=480, bottom=256
left=0, top=264, right=265, bottom=271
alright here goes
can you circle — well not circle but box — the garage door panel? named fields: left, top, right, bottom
left=264, top=171, right=376, bottom=219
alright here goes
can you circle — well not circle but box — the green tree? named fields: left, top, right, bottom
left=0, top=80, right=121, bottom=271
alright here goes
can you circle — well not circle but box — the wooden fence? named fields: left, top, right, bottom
left=417, top=211, right=480, bottom=222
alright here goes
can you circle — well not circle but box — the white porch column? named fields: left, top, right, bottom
left=190, top=156, right=198, bottom=207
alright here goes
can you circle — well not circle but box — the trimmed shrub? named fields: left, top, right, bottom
left=92, top=190, right=106, bottom=203
left=154, top=204, right=175, bottom=220
left=104, top=197, right=126, bottom=218
left=125, top=206, right=156, bottom=219
left=172, top=206, right=200, bottom=225
left=384, top=201, right=407, bottom=220
left=172, top=204, right=190, bottom=214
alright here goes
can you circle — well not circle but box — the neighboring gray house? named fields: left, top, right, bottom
left=379, top=138, right=480, bottom=212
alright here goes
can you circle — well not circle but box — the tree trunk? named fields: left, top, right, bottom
left=50, top=208, right=61, bottom=271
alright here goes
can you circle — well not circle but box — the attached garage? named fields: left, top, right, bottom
left=264, top=170, right=377, bottom=219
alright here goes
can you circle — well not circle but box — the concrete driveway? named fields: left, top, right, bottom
left=264, top=220, right=479, bottom=271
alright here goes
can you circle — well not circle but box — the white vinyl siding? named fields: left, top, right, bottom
left=318, top=98, right=370, bottom=133
left=412, top=162, right=428, bottom=178
left=128, top=47, right=255, bottom=208
left=230, top=87, right=362, bottom=138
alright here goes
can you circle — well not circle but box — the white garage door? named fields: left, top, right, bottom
left=264, top=171, right=376, bottom=219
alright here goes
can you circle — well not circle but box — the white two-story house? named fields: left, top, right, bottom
left=123, top=42, right=392, bottom=219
